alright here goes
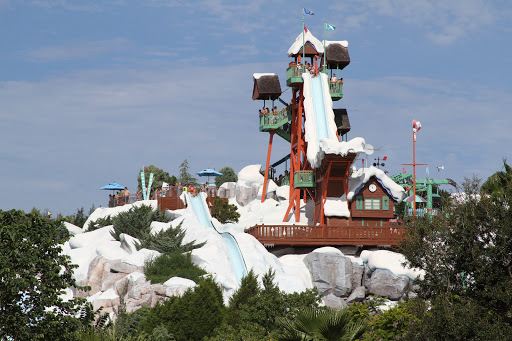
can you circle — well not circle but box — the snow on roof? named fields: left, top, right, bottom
left=323, top=40, right=349, bottom=48
left=324, top=197, right=350, bottom=218
left=288, top=30, right=324, bottom=56
left=253, top=73, right=276, bottom=80
left=348, top=166, right=407, bottom=202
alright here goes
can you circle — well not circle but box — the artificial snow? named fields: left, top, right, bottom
left=122, top=248, right=161, bottom=268
left=63, top=222, right=83, bottom=236
left=302, top=72, right=366, bottom=168
left=288, top=30, right=324, bottom=56
left=361, top=250, right=424, bottom=281
left=83, top=200, right=157, bottom=230
left=348, top=166, right=407, bottom=202
left=323, top=40, right=349, bottom=48
left=237, top=164, right=264, bottom=187
left=312, top=246, right=344, bottom=255
left=253, top=73, right=276, bottom=80
left=324, top=197, right=350, bottom=218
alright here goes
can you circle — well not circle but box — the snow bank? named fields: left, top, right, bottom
left=361, top=250, right=424, bottom=280
left=237, top=164, right=264, bottom=187
left=324, top=197, right=350, bottom=218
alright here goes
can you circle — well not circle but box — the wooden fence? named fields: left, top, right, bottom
left=245, top=224, right=407, bottom=246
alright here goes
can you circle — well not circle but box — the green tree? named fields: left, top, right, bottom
left=276, top=307, right=367, bottom=341
left=140, top=277, right=225, bottom=341
left=211, top=197, right=240, bottom=224
left=178, top=159, right=197, bottom=185
left=215, top=166, right=238, bottom=187
left=138, top=165, right=174, bottom=192
left=0, top=209, right=87, bottom=340
left=399, top=174, right=512, bottom=337
left=480, top=158, right=512, bottom=196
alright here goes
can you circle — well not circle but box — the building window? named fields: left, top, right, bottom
left=364, top=198, right=380, bottom=210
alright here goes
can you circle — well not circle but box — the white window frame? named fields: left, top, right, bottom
left=364, top=198, right=380, bottom=210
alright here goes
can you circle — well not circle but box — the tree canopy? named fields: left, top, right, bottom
left=399, top=173, right=512, bottom=338
left=137, top=165, right=175, bottom=192
left=178, top=159, right=197, bottom=185
left=215, top=166, right=238, bottom=187
left=0, top=210, right=87, bottom=340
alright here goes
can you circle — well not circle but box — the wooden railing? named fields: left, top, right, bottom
left=245, top=224, right=407, bottom=246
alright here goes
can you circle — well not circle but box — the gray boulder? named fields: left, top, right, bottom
left=218, top=182, right=236, bottom=199
left=322, top=293, right=348, bottom=310
left=304, top=252, right=353, bottom=297
left=351, top=262, right=364, bottom=289
left=235, top=184, right=259, bottom=207
left=346, top=286, right=366, bottom=304
left=367, top=269, right=410, bottom=300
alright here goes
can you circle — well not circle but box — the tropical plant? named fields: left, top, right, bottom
left=276, top=307, right=367, bottom=341
left=215, top=166, right=238, bottom=187
left=480, top=158, right=512, bottom=196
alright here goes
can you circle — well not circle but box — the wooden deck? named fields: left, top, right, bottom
left=245, top=224, right=406, bottom=247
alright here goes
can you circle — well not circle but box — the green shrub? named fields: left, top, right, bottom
left=87, top=215, right=113, bottom=232
left=110, top=205, right=170, bottom=242
left=144, top=252, right=206, bottom=284
left=136, top=221, right=205, bottom=254
left=140, top=277, right=225, bottom=341
left=211, top=197, right=240, bottom=224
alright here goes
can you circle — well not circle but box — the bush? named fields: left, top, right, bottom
left=87, top=215, right=113, bottom=232
left=211, top=197, right=240, bottom=224
left=110, top=205, right=170, bottom=242
left=136, top=220, right=205, bottom=254
left=144, top=252, right=206, bottom=284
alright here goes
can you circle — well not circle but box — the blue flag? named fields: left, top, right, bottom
left=325, top=22, right=335, bottom=30
left=304, top=8, right=314, bottom=15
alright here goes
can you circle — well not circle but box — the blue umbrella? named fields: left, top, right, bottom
left=100, top=182, right=125, bottom=191
left=197, top=169, right=223, bottom=184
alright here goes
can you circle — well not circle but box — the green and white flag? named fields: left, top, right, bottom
left=325, top=22, right=335, bottom=31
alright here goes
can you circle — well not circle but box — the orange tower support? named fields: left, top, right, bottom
left=261, top=131, right=275, bottom=203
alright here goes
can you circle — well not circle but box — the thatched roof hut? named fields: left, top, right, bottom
left=324, top=42, right=350, bottom=70
left=252, top=73, right=282, bottom=100
left=334, top=109, right=351, bottom=136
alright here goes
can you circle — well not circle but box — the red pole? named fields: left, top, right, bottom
left=262, top=131, right=275, bottom=203
left=413, top=131, right=416, bottom=216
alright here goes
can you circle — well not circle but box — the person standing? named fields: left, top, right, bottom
left=123, top=187, right=130, bottom=205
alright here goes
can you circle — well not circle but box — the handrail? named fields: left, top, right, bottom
left=245, top=224, right=406, bottom=246
left=259, top=105, right=292, bottom=128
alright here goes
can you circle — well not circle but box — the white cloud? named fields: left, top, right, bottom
left=26, top=38, right=130, bottom=62
left=330, top=0, right=501, bottom=45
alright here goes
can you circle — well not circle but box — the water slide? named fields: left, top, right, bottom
left=309, top=74, right=331, bottom=140
left=186, top=193, right=248, bottom=284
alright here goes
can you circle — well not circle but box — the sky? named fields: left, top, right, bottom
left=1, top=0, right=511, bottom=216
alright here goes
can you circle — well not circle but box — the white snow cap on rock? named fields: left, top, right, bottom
left=361, top=250, right=424, bottom=280
left=253, top=73, right=276, bottom=80
left=288, top=30, right=324, bottom=56
left=323, top=198, right=350, bottom=218
left=237, top=164, right=264, bottom=187
left=348, top=166, right=406, bottom=202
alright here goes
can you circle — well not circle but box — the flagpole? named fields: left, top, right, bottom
left=323, top=21, right=326, bottom=70
left=302, top=9, right=305, bottom=72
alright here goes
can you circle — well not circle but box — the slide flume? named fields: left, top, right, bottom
left=310, top=74, right=330, bottom=140
left=187, top=194, right=248, bottom=284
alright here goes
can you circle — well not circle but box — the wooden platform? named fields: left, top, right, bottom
left=245, top=224, right=406, bottom=247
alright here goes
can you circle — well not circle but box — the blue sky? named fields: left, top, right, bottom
left=1, top=0, right=511, bottom=215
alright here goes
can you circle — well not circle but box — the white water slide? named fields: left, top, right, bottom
left=186, top=193, right=248, bottom=284
left=302, top=72, right=366, bottom=169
